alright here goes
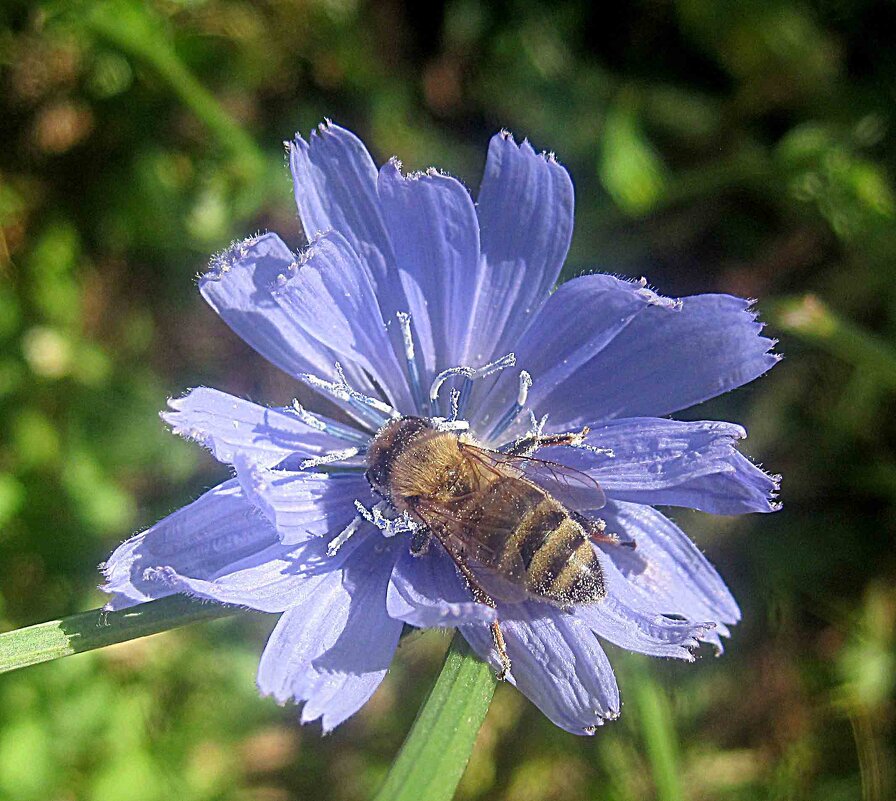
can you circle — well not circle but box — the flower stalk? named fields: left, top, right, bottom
left=374, top=631, right=497, bottom=801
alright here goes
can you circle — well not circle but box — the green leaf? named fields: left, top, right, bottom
left=0, top=596, right=239, bottom=674
left=374, top=631, right=497, bottom=801
left=629, top=659, right=684, bottom=801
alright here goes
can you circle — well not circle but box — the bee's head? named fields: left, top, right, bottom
left=365, top=416, right=433, bottom=496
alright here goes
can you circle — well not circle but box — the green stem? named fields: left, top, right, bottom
left=630, top=660, right=685, bottom=801
left=77, top=0, right=264, bottom=173
left=0, top=596, right=238, bottom=674
left=374, top=632, right=497, bottom=801
left=767, top=294, right=896, bottom=387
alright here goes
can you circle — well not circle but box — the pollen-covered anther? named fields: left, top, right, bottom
left=489, top=369, right=535, bottom=443
left=396, top=311, right=425, bottom=413
left=517, top=370, right=533, bottom=407
left=327, top=516, right=362, bottom=557
left=299, top=365, right=399, bottom=428
left=635, top=276, right=683, bottom=311
left=299, top=447, right=361, bottom=470
left=449, top=388, right=461, bottom=421
left=354, top=500, right=418, bottom=538
left=429, top=353, right=516, bottom=417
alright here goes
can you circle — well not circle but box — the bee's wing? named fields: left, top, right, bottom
left=460, top=443, right=607, bottom=512
left=411, top=494, right=531, bottom=605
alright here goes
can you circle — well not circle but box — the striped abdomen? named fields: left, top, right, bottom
left=468, top=477, right=606, bottom=607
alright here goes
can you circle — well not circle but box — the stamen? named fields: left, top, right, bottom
left=477, top=352, right=517, bottom=378
left=429, top=353, right=516, bottom=416
left=354, top=500, right=418, bottom=537
left=300, top=367, right=399, bottom=429
left=429, top=366, right=475, bottom=415
left=327, top=516, right=362, bottom=556
left=517, top=370, right=533, bottom=407
left=455, top=377, right=474, bottom=418
left=397, top=312, right=426, bottom=413
left=489, top=370, right=533, bottom=442
left=432, top=417, right=469, bottom=433
left=300, top=447, right=361, bottom=470
left=572, top=442, right=616, bottom=458
left=526, top=411, right=548, bottom=439
left=449, top=388, right=461, bottom=422
left=290, top=401, right=371, bottom=447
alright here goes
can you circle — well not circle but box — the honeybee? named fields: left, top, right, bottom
left=366, top=416, right=615, bottom=676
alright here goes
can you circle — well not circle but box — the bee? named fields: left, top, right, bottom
left=366, top=415, right=617, bottom=677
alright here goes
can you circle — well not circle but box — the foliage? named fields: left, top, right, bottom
left=1, top=0, right=894, bottom=798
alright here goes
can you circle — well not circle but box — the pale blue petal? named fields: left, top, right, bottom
left=289, top=122, right=394, bottom=290
left=162, top=387, right=353, bottom=469
left=462, top=605, right=620, bottom=734
left=101, top=480, right=347, bottom=613
left=387, top=546, right=497, bottom=627
left=257, top=537, right=403, bottom=733
left=200, top=233, right=343, bottom=381
left=271, top=231, right=413, bottom=411
left=538, top=293, right=779, bottom=425
left=236, top=461, right=371, bottom=546
left=574, top=552, right=712, bottom=659
left=598, top=500, right=740, bottom=646
left=555, top=417, right=780, bottom=514
left=472, top=274, right=659, bottom=437
left=473, top=132, right=574, bottom=363
left=378, top=160, right=481, bottom=373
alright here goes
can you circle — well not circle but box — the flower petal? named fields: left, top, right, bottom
left=472, top=274, right=661, bottom=437
left=574, top=552, right=712, bottom=659
left=473, top=132, right=574, bottom=361
left=538, top=293, right=779, bottom=425
left=555, top=417, right=779, bottom=514
left=378, top=160, right=481, bottom=373
left=200, top=233, right=343, bottom=381
left=101, top=480, right=343, bottom=613
left=461, top=604, right=620, bottom=734
left=387, top=546, right=497, bottom=627
left=599, top=500, right=740, bottom=632
left=257, top=537, right=403, bottom=733
left=289, top=122, right=394, bottom=290
left=236, top=461, right=371, bottom=546
left=162, top=387, right=353, bottom=469
left=271, top=231, right=413, bottom=410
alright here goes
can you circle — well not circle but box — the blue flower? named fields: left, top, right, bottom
left=102, top=122, right=780, bottom=735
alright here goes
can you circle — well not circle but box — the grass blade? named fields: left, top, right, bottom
left=630, top=660, right=685, bottom=801
left=0, top=596, right=238, bottom=674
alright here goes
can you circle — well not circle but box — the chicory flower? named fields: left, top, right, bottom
left=102, top=122, right=780, bottom=734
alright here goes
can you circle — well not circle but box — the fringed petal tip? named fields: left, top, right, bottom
left=493, top=128, right=565, bottom=167
left=202, top=233, right=272, bottom=283
left=598, top=273, right=685, bottom=312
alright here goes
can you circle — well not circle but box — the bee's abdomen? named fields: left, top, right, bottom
left=496, top=481, right=606, bottom=607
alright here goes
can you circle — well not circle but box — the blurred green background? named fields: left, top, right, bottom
left=1, top=0, right=894, bottom=799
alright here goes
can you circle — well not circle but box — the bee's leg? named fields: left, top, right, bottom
left=574, top=512, right=637, bottom=549
left=489, top=620, right=512, bottom=680
left=409, top=527, right=432, bottom=557
left=507, top=426, right=590, bottom=457
left=453, top=562, right=513, bottom=679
